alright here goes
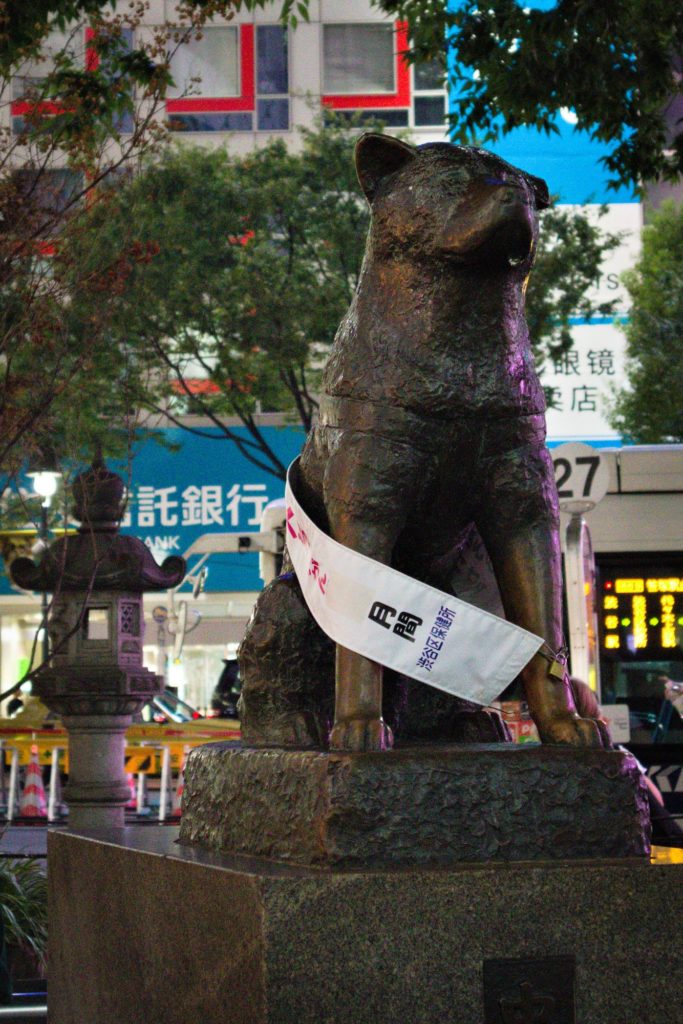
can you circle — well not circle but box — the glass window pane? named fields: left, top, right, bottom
left=414, top=95, right=446, bottom=127
left=323, top=25, right=394, bottom=94
left=325, top=108, right=409, bottom=128
left=257, top=98, right=289, bottom=131
left=12, top=168, right=82, bottom=218
left=257, top=25, right=288, bottom=94
left=169, top=27, right=239, bottom=99
left=168, top=112, right=252, bottom=132
left=99, top=27, right=135, bottom=133
left=413, top=59, right=444, bottom=91
left=98, top=26, right=134, bottom=81
left=13, top=27, right=83, bottom=99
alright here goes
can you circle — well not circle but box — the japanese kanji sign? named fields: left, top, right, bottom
left=542, top=322, right=628, bottom=443
left=285, top=459, right=543, bottom=706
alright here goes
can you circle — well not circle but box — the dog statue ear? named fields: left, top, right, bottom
left=355, top=133, right=417, bottom=202
left=526, top=172, right=551, bottom=210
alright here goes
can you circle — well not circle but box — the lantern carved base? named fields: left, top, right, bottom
left=35, top=663, right=161, bottom=830
left=35, top=664, right=161, bottom=719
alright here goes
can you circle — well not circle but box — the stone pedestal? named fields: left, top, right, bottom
left=48, top=827, right=683, bottom=1024
left=62, top=714, right=131, bottom=829
left=179, top=743, right=650, bottom=866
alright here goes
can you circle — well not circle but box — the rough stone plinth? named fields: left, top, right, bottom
left=179, top=743, right=650, bottom=866
left=48, top=828, right=683, bottom=1024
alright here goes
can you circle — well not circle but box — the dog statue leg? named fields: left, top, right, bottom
left=326, top=514, right=395, bottom=752
left=481, top=522, right=603, bottom=748
left=330, top=645, right=392, bottom=752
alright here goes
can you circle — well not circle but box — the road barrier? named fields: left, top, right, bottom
left=0, top=729, right=237, bottom=823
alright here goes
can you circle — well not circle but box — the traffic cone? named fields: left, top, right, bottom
left=19, top=746, right=47, bottom=818
left=171, top=764, right=186, bottom=818
left=126, top=773, right=137, bottom=810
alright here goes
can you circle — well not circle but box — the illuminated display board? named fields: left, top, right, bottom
left=600, top=576, right=683, bottom=656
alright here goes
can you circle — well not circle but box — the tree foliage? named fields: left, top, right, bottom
left=376, top=0, right=683, bottom=191
left=0, top=0, right=262, bottom=491
left=65, top=122, right=621, bottom=477
left=64, top=121, right=370, bottom=477
left=611, top=201, right=683, bottom=442
left=0, top=857, right=48, bottom=972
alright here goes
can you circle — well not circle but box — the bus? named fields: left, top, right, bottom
left=575, top=445, right=683, bottom=816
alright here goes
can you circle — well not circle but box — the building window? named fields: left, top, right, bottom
left=168, top=112, right=252, bottom=132
left=257, top=25, right=288, bottom=95
left=324, top=108, right=409, bottom=128
left=323, top=24, right=395, bottom=95
left=12, top=168, right=82, bottom=211
left=166, top=24, right=255, bottom=133
left=412, top=59, right=446, bottom=128
left=87, top=26, right=135, bottom=133
left=168, top=26, right=239, bottom=99
left=256, top=25, right=289, bottom=130
left=12, top=26, right=138, bottom=135
left=12, top=27, right=84, bottom=100
left=9, top=168, right=83, bottom=240
left=12, top=26, right=85, bottom=132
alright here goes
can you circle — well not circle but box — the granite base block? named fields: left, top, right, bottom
left=179, top=743, right=650, bottom=866
left=48, top=828, right=683, bottom=1024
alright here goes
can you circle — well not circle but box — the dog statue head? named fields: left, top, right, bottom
left=355, top=133, right=550, bottom=271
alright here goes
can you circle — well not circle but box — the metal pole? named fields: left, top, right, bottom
left=48, top=747, right=61, bottom=822
left=40, top=502, right=48, bottom=665
left=7, top=748, right=19, bottom=822
left=565, top=513, right=601, bottom=698
left=158, top=745, right=170, bottom=823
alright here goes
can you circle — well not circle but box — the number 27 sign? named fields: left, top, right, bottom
left=551, top=442, right=610, bottom=514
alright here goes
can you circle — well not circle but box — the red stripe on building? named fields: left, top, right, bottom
left=11, top=100, right=66, bottom=117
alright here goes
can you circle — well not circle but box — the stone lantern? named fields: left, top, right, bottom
left=10, top=457, right=185, bottom=829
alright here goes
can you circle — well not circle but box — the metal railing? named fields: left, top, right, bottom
left=0, top=985, right=47, bottom=1020
left=0, top=1005, right=47, bottom=1019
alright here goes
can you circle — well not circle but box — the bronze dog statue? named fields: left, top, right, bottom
left=239, top=133, right=602, bottom=753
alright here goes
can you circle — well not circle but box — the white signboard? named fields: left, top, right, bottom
left=542, top=322, right=627, bottom=444
left=571, top=202, right=641, bottom=314
left=540, top=201, right=640, bottom=444
left=600, top=703, right=631, bottom=744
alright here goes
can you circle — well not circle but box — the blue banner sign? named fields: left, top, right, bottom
left=2, top=426, right=304, bottom=597
left=118, top=426, right=304, bottom=593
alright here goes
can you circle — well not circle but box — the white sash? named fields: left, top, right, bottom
left=285, top=459, right=543, bottom=706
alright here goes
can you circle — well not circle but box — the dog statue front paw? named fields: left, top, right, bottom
left=535, top=713, right=604, bottom=748
left=329, top=717, right=394, bottom=752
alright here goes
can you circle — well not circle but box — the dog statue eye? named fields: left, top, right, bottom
left=484, top=175, right=507, bottom=186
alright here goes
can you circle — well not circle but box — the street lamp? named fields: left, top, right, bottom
left=27, top=453, right=62, bottom=664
